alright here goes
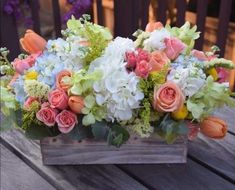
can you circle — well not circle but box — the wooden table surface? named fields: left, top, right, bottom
left=1, top=106, right=235, bottom=190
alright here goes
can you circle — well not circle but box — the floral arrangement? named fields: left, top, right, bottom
left=1, top=15, right=235, bottom=147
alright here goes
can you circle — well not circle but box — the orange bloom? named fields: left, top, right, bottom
left=149, top=50, right=170, bottom=72
left=20, top=29, right=46, bottom=54
left=56, top=70, right=72, bottom=91
left=153, top=81, right=184, bottom=112
left=145, top=22, right=163, bottom=32
left=200, top=116, right=227, bottom=139
left=68, top=96, right=84, bottom=114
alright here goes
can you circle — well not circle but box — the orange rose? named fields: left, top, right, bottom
left=200, top=116, right=227, bottom=139
left=56, top=70, right=72, bottom=91
left=149, top=50, right=170, bottom=72
left=20, top=29, right=46, bottom=54
left=153, top=81, right=184, bottom=112
left=145, top=22, right=163, bottom=32
left=68, top=96, right=84, bottom=114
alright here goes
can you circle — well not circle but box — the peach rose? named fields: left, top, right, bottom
left=149, top=50, right=170, bottom=72
left=153, top=81, right=184, bottom=112
left=24, top=97, right=39, bottom=110
left=200, top=116, right=227, bottom=139
left=36, top=104, right=58, bottom=126
left=56, top=70, right=72, bottom=91
left=164, top=37, right=186, bottom=60
left=68, top=96, right=84, bottom=114
left=48, top=89, right=68, bottom=110
left=135, top=60, right=151, bottom=79
left=56, top=110, right=78, bottom=133
left=12, top=53, right=40, bottom=74
left=145, top=22, right=163, bottom=32
left=20, top=29, right=46, bottom=54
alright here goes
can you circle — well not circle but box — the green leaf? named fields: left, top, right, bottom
left=112, top=134, right=124, bottom=147
left=82, top=113, right=96, bottom=126
left=84, top=95, right=95, bottom=108
left=81, top=107, right=90, bottom=114
left=91, top=121, right=108, bottom=140
left=25, top=125, right=56, bottom=140
left=67, top=121, right=92, bottom=140
left=108, top=124, right=130, bottom=147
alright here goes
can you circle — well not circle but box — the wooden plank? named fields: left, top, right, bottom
left=51, top=0, right=62, bottom=37
left=188, top=133, right=235, bottom=183
left=216, top=0, right=233, bottom=57
left=96, top=0, right=104, bottom=26
left=0, top=129, right=148, bottom=190
left=156, top=0, right=167, bottom=24
left=176, top=0, right=187, bottom=27
left=119, top=159, right=235, bottom=190
left=140, top=0, right=150, bottom=30
left=195, top=0, right=209, bottom=50
left=29, top=0, right=41, bottom=34
left=0, top=0, right=20, bottom=61
left=213, top=106, right=235, bottom=134
left=0, top=144, right=56, bottom=190
left=40, top=134, right=187, bottom=165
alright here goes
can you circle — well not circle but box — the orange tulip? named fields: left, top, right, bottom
left=68, top=96, right=84, bottom=114
left=20, top=29, right=46, bottom=54
left=200, top=116, right=227, bottom=139
left=145, top=22, right=163, bottom=32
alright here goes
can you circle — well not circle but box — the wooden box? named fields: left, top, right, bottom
left=40, top=135, right=187, bottom=165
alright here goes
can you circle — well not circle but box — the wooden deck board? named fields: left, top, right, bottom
left=0, top=144, right=56, bottom=190
left=0, top=129, right=148, bottom=190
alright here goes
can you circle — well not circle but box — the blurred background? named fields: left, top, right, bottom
left=0, top=0, right=234, bottom=62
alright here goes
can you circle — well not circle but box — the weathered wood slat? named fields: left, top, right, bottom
left=156, top=0, right=167, bottom=24
left=0, top=144, right=56, bottom=190
left=29, top=0, right=41, bottom=34
left=40, top=134, right=187, bottom=165
left=0, top=129, right=148, bottom=190
left=195, top=0, right=209, bottom=50
left=188, top=133, right=235, bottom=183
left=216, top=0, right=233, bottom=57
left=119, top=159, right=235, bottom=190
left=51, top=0, right=61, bottom=37
left=96, top=0, right=104, bottom=26
left=176, top=0, right=187, bottom=27
left=140, top=0, right=150, bottom=30
left=213, top=106, right=235, bottom=134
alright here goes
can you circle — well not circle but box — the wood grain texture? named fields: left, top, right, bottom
left=213, top=106, right=235, bottom=134
left=40, top=134, right=187, bottom=165
left=0, top=144, right=56, bottom=190
left=188, top=133, right=235, bottom=182
left=0, top=129, right=148, bottom=190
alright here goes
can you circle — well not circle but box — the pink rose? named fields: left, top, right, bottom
left=153, top=81, right=184, bottom=112
left=149, top=51, right=170, bottom=72
left=191, top=50, right=216, bottom=61
left=136, top=48, right=150, bottom=63
left=36, top=104, right=58, bottom=126
left=164, top=37, right=186, bottom=60
left=12, top=53, right=40, bottom=74
left=24, top=97, right=39, bottom=110
left=135, top=60, right=151, bottom=79
left=217, top=67, right=229, bottom=83
left=125, top=51, right=137, bottom=69
left=56, top=110, right=78, bottom=133
left=48, top=89, right=68, bottom=110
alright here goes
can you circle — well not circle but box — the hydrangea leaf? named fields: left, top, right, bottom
left=82, top=113, right=96, bottom=126
left=91, top=121, right=109, bottom=140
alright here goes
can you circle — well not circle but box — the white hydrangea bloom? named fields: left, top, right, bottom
left=89, top=37, right=144, bottom=121
left=167, top=66, right=206, bottom=97
left=144, top=28, right=170, bottom=51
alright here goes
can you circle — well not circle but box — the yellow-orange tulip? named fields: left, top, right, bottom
left=200, top=116, right=227, bottom=139
left=20, top=29, right=46, bottom=54
left=68, top=96, right=84, bottom=114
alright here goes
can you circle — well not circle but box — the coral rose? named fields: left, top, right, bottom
left=56, top=70, right=72, bottom=91
left=145, top=22, right=163, bottom=32
left=125, top=51, right=137, bottom=69
left=48, top=89, right=68, bottom=110
left=149, top=50, right=170, bottom=72
left=135, top=60, right=151, bottom=79
left=20, top=29, right=46, bottom=54
left=68, top=96, right=84, bottom=114
left=36, top=103, right=58, bottom=126
left=56, top=110, right=78, bottom=133
left=164, top=37, right=186, bottom=60
left=153, top=81, right=184, bottom=112
left=200, top=116, right=227, bottom=139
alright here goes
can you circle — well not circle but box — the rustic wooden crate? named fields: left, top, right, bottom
left=40, top=135, right=187, bottom=165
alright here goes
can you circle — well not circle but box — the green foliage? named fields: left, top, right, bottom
left=0, top=47, right=15, bottom=76
left=166, top=22, right=200, bottom=54
left=204, top=58, right=235, bottom=70
left=187, top=76, right=235, bottom=121
left=66, top=15, right=112, bottom=66
left=91, top=121, right=109, bottom=140
left=133, top=29, right=150, bottom=48
left=155, top=114, right=188, bottom=144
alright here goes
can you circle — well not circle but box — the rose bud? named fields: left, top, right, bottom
left=200, top=116, right=227, bottom=139
left=68, top=96, right=84, bottom=114
left=145, top=22, right=163, bottom=32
